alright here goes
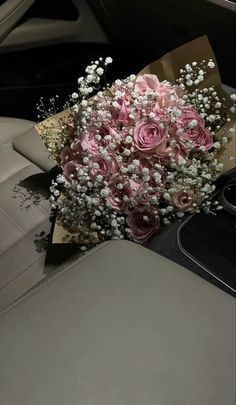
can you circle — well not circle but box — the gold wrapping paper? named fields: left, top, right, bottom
left=35, top=36, right=236, bottom=244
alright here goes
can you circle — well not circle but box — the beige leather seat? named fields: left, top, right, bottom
left=0, top=240, right=235, bottom=405
left=0, top=117, right=55, bottom=309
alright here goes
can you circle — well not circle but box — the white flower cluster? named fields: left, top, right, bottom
left=177, top=60, right=215, bottom=88
left=73, top=57, right=113, bottom=98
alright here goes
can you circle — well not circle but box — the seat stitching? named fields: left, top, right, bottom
left=0, top=219, right=51, bottom=258
left=0, top=252, right=46, bottom=292
left=0, top=241, right=110, bottom=316
left=0, top=163, right=41, bottom=185
left=0, top=207, right=25, bottom=235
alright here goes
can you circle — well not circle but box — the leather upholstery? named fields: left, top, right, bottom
left=0, top=117, right=35, bottom=145
left=0, top=240, right=235, bottom=404
left=12, top=127, right=55, bottom=172
left=0, top=143, right=30, bottom=183
left=0, top=117, right=55, bottom=309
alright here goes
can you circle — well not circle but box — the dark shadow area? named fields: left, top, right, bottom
left=34, top=230, right=50, bottom=254
left=12, top=172, right=51, bottom=210
left=21, top=0, right=79, bottom=22
left=88, top=0, right=236, bottom=87
left=0, top=0, right=236, bottom=121
left=0, top=43, right=144, bottom=120
left=144, top=167, right=236, bottom=297
left=144, top=216, right=236, bottom=297
left=11, top=170, right=80, bottom=270
left=32, top=207, right=82, bottom=278
left=12, top=168, right=80, bottom=269
left=178, top=209, right=236, bottom=293
left=44, top=212, right=81, bottom=269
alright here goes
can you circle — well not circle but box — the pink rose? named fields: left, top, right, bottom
left=118, top=100, right=130, bottom=123
left=143, top=169, right=166, bottom=201
left=60, top=146, right=74, bottom=166
left=155, top=86, right=180, bottom=110
left=112, top=98, right=131, bottom=124
left=81, top=125, right=118, bottom=155
left=71, top=138, right=82, bottom=153
left=60, top=142, right=83, bottom=168
left=128, top=153, right=153, bottom=171
left=63, top=161, right=81, bottom=181
left=89, top=155, right=118, bottom=178
left=70, top=138, right=84, bottom=163
left=172, top=108, right=213, bottom=151
left=126, top=209, right=160, bottom=243
left=129, top=179, right=143, bottom=197
left=108, top=179, right=131, bottom=212
left=81, top=128, right=99, bottom=155
left=171, top=188, right=195, bottom=211
left=99, top=125, right=118, bottom=138
left=135, top=74, right=160, bottom=94
left=134, top=119, right=167, bottom=156
left=158, top=144, right=188, bottom=165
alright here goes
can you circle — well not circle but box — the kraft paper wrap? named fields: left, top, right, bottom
left=35, top=36, right=236, bottom=244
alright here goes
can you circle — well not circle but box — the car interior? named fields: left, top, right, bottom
left=0, top=1, right=235, bottom=404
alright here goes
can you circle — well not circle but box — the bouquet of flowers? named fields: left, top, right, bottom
left=36, top=36, right=236, bottom=248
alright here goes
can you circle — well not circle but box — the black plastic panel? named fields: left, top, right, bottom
left=22, top=0, right=79, bottom=22
left=88, top=0, right=236, bottom=86
left=178, top=211, right=236, bottom=293
left=0, top=42, right=144, bottom=120
left=178, top=170, right=236, bottom=295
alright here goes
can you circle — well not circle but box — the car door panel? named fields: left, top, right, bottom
left=0, top=0, right=35, bottom=42
left=0, top=0, right=108, bottom=52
